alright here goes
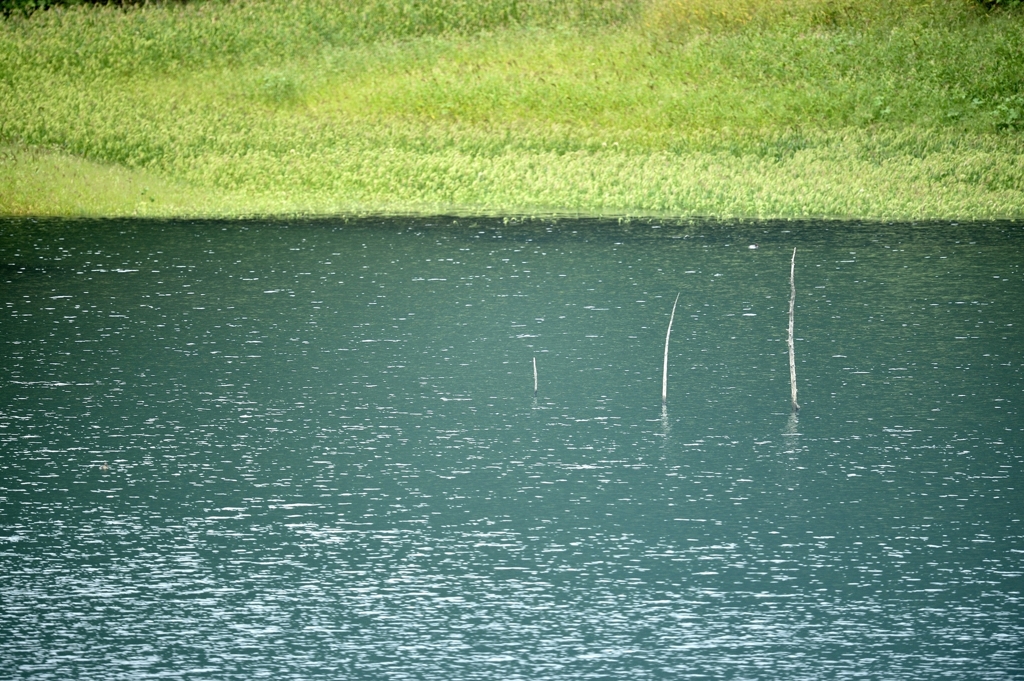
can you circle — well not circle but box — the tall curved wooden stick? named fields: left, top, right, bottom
left=662, top=292, right=680, bottom=403
left=533, top=356, right=538, bottom=396
left=788, top=247, right=800, bottom=413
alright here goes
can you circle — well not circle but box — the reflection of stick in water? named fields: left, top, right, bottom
left=533, top=356, right=538, bottom=396
left=785, top=411, right=799, bottom=436
left=788, top=247, right=800, bottom=413
left=663, top=292, right=680, bottom=403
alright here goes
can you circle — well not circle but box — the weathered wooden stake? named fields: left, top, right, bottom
left=533, top=356, right=538, bottom=396
left=662, top=292, right=680, bottom=403
left=788, top=247, right=800, bottom=413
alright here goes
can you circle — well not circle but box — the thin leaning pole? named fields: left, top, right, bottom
left=662, top=292, right=681, bottom=403
left=788, top=247, right=800, bottom=413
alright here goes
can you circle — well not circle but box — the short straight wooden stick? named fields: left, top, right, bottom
left=533, top=356, right=538, bottom=396
left=788, top=247, right=800, bottom=413
left=663, top=292, right=680, bottom=403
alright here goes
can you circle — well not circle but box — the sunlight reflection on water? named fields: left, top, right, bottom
left=1, top=217, right=1022, bottom=679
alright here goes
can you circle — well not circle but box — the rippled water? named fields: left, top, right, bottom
left=2, top=217, right=1022, bottom=679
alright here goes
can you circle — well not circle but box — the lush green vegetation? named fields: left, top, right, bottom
left=1, top=0, right=1022, bottom=219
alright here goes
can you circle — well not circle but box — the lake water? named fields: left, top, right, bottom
left=1, top=216, right=1022, bottom=679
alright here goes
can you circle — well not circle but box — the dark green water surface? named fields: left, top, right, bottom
left=1, top=217, right=1022, bottom=679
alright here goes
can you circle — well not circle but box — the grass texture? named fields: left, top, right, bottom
left=1, top=0, right=1022, bottom=219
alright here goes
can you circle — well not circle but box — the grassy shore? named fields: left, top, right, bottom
left=1, top=0, right=1022, bottom=219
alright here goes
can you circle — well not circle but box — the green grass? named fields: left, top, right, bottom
left=1, top=0, right=1022, bottom=219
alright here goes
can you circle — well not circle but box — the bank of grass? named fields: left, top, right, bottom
left=1, top=0, right=1022, bottom=219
